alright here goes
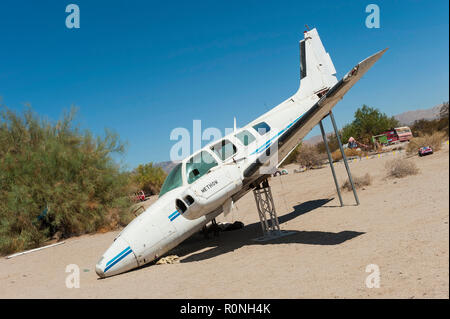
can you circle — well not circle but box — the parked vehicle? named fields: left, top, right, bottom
left=418, top=146, right=433, bottom=157
left=394, top=126, right=413, bottom=142
left=373, top=126, right=413, bottom=146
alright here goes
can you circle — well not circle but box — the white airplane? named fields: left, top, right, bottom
left=95, top=28, right=387, bottom=278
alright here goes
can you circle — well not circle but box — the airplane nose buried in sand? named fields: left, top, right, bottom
left=95, top=237, right=138, bottom=278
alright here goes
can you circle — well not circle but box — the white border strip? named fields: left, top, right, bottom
left=6, top=242, right=65, bottom=259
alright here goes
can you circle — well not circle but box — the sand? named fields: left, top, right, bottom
left=1, top=144, right=448, bottom=298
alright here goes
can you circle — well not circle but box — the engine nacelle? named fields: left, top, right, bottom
left=175, top=164, right=242, bottom=220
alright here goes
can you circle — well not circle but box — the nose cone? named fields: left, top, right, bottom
left=96, top=237, right=138, bottom=278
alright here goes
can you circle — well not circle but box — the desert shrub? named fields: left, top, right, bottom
left=341, top=173, right=371, bottom=191
left=296, top=144, right=326, bottom=168
left=282, top=143, right=302, bottom=165
left=385, top=159, right=419, bottom=178
left=316, top=133, right=340, bottom=154
left=406, top=131, right=446, bottom=154
left=390, top=144, right=407, bottom=151
left=0, top=106, right=133, bottom=255
left=331, top=148, right=365, bottom=162
left=411, top=118, right=441, bottom=137
left=133, top=162, right=167, bottom=195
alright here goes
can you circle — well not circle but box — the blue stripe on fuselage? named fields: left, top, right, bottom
left=250, top=112, right=305, bottom=155
left=169, top=210, right=180, bottom=221
left=106, top=246, right=131, bottom=267
left=104, top=248, right=132, bottom=273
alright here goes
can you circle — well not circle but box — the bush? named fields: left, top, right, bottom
left=341, top=173, right=371, bottom=191
left=385, top=159, right=419, bottom=178
left=331, top=148, right=366, bottom=162
left=0, top=106, right=133, bottom=255
left=316, top=133, right=340, bottom=154
left=406, top=131, right=446, bottom=154
left=133, top=163, right=167, bottom=195
left=296, top=144, right=326, bottom=168
left=282, top=143, right=302, bottom=165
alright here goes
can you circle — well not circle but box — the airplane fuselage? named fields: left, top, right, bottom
left=95, top=28, right=387, bottom=277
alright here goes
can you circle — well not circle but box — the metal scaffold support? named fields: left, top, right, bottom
left=252, top=179, right=295, bottom=242
left=319, top=119, right=344, bottom=207
left=321, top=110, right=360, bottom=206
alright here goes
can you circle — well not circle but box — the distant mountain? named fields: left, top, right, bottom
left=154, top=161, right=178, bottom=174
left=394, top=103, right=443, bottom=126
left=302, top=133, right=332, bottom=145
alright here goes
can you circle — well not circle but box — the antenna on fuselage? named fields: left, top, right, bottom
left=233, top=117, right=237, bottom=132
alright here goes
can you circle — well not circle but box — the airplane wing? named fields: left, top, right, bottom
left=243, top=48, right=388, bottom=180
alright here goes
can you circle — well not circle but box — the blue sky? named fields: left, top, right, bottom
left=0, top=0, right=448, bottom=168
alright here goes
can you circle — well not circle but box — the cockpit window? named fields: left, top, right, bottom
left=252, top=122, right=271, bottom=135
left=159, top=163, right=183, bottom=197
left=211, top=139, right=237, bottom=161
left=186, top=151, right=218, bottom=184
left=235, top=130, right=256, bottom=146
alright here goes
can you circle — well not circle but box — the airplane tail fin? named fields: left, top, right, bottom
left=296, top=28, right=338, bottom=99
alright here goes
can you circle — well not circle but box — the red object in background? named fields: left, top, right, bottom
left=136, top=190, right=145, bottom=201
left=418, top=146, right=433, bottom=156
left=382, top=130, right=399, bottom=144
left=395, top=127, right=413, bottom=142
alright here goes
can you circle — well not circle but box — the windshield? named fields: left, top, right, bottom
left=159, top=163, right=183, bottom=197
left=186, top=151, right=218, bottom=184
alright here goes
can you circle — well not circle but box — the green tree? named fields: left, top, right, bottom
left=133, top=163, right=167, bottom=195
left=341, top=105, right=400, bottom=145
left=0, top=105, right=133, bottom=254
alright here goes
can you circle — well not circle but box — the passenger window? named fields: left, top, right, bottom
left=211, top=139, right=237, bottom=161
left=186, top=151, right=218, bottom=184
left=252, top=122, right=271, bottom=135
left=235, top=130, right=256, bottom=146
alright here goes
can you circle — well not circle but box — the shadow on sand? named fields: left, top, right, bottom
left=168, top=198, right=365, bottom=263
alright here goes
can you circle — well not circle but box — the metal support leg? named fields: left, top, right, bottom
left=319, top=120, right=344, bottom=207
left=329, top=111, right=360, bottom=206
left=252, top=179, right=295, bottom=242
left=253, top=189, right=270, bottom=235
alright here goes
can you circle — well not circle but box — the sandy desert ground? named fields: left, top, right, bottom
left=1, top=144, right=448, bottom=298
